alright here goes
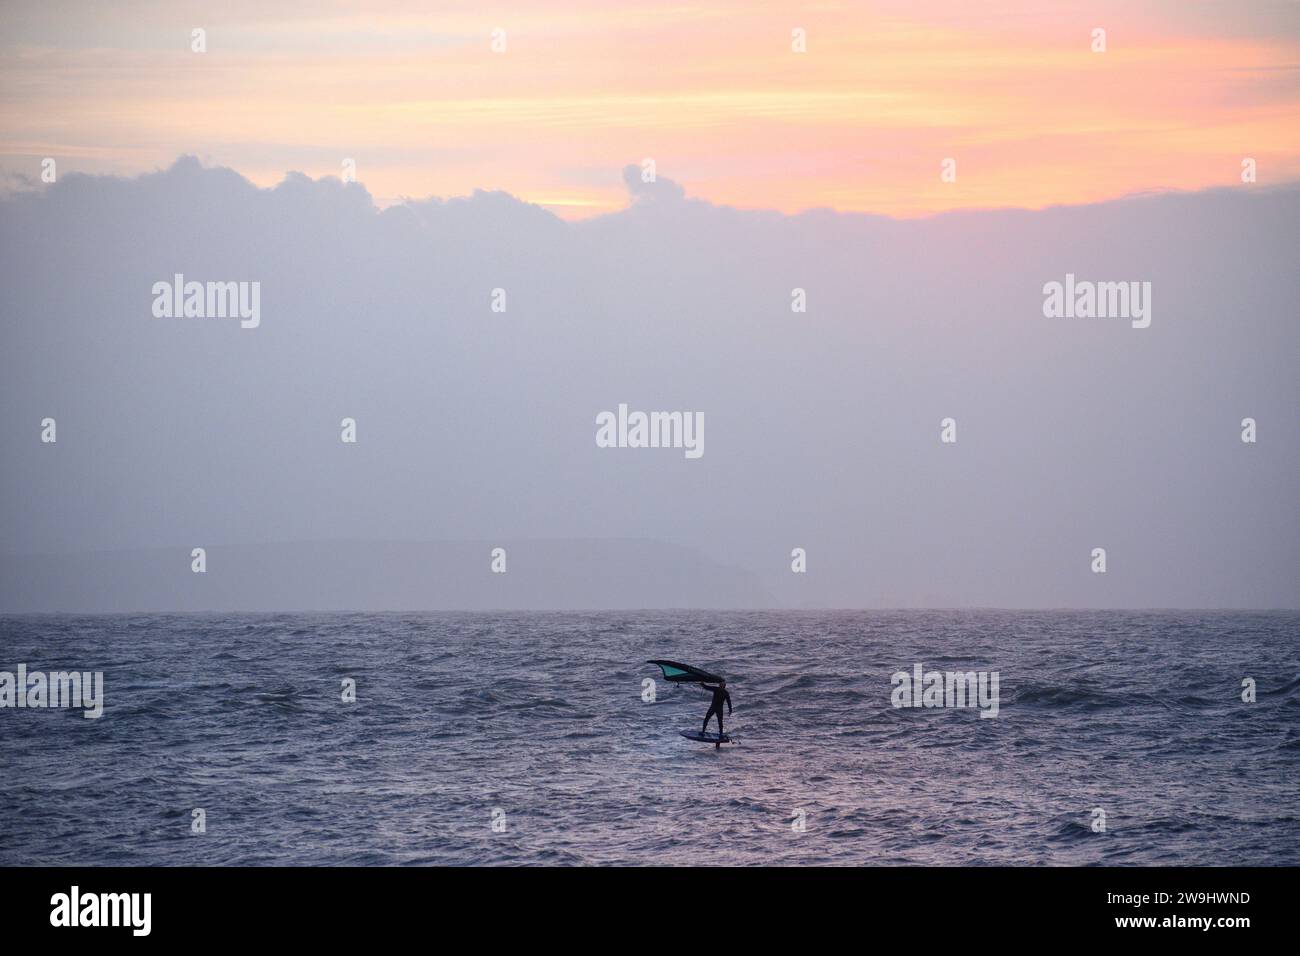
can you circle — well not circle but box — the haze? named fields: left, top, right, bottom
left=0, top=160, right=1295, bottom=609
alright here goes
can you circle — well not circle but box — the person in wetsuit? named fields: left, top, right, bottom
left=701, top=680, right=732, bottom=738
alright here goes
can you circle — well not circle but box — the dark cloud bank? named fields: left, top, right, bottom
left=1, top=158, right=1296, bottom=610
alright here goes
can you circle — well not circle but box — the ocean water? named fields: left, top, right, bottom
left=1, top=610, right=1297, bottom=866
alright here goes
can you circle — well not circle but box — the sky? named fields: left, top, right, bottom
left=0, top=2, right=1296, bottom=610
left=2, top=161, right=1296, bottom=609
left=2, top=0, right=1299, bottom=217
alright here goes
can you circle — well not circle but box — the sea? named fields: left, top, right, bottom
left=1, top=610, right=1297, bottom=866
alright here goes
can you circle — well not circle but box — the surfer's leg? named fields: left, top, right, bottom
left=703, top=704, right=718, bottom=735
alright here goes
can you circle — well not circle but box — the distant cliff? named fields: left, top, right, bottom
left=0, top=539, right=772, bottom=612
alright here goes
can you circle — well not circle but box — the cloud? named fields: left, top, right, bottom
left=621, top=163, right=687, bottom=204
left=1, top=158, right=1296, bottom=609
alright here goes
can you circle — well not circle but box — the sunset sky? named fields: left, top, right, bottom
left=2, top=0, right=1298, bottom=217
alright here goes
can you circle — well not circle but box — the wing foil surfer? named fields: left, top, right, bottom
left=700, top=680, right=732, bottom=744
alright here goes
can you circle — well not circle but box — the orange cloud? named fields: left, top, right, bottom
left=1, top=1, right=1297, bottom=216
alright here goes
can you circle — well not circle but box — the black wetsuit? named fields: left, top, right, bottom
left=701, top=684, right=732, bottom=736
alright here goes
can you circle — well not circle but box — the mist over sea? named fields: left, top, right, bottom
left=2, top=610, right=1296, bottom=866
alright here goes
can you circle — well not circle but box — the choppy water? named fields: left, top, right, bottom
left=1, top=611, right=1297, bottom=865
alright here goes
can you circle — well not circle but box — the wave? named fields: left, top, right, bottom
left=1260, top=674, right=1300, bottom=696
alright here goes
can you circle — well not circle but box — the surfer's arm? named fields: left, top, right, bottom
left=725, top=691, right=732, bottom=714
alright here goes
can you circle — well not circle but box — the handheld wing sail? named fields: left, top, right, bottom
left=647, top=659, right=725, bottom=684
